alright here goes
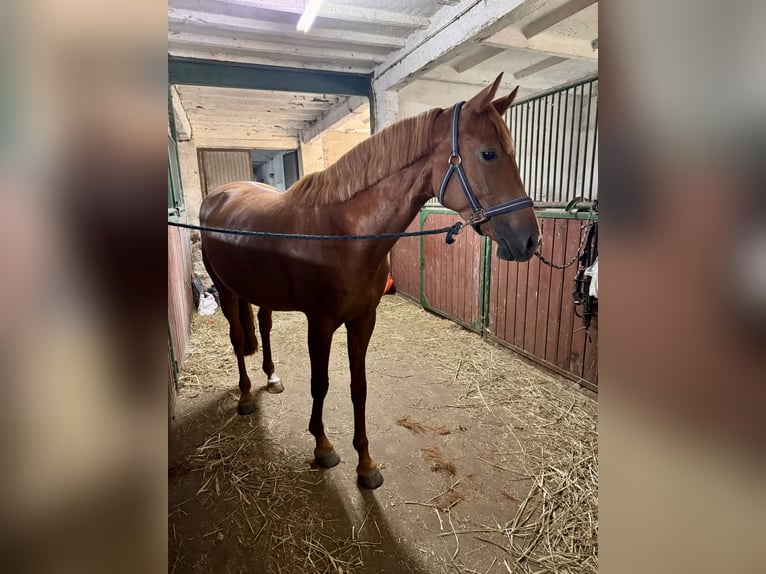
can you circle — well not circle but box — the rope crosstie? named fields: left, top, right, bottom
left=167, top=219, right=468, bottom=244
left=167, top=217, right=595, bottom=263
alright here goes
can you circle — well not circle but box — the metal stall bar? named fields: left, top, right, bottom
left=508, top=77, right=598, bottom=205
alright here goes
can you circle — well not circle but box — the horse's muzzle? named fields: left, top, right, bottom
left=496, top=233, right=539, bottom=262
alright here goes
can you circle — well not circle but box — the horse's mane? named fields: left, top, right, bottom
left=287, top=107, right=443, bottom=206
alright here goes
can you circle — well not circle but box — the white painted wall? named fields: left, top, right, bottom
left=178, top=137, right=202, bottom=224
left=299, top=137, right=324, bottom=175
left=298, top=130, right=370, bottom=173
left=254, top=152, right=287, bottom=190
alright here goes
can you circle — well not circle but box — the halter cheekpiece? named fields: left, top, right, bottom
left=438, top=101, right=534, bottom=233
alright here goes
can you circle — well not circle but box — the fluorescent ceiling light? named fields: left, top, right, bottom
left=297, top=0, right=324, bottom=32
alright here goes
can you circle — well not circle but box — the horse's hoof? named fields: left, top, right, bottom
left=237, top=400, right=256, bottom=416
left=266, top=374, right=284, bottom=394
left=314, top=449, right=341, bottom=469
left=357, top=468, right=384, bottom=490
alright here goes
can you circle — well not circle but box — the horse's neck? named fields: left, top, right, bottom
left=342, top=156, right=435, bottom=262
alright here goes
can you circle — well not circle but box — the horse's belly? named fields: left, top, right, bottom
left=203, top=242, right=290, bottom=306
left=203, top=236, right=388, bottom=318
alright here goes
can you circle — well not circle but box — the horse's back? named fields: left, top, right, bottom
left=200, top=181, right=282, bottom=224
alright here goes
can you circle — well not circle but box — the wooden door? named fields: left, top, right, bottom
left=198, top=149, right=253, bottom=197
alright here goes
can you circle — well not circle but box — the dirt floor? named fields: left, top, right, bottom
left=169, top=295, right=597, bottom=574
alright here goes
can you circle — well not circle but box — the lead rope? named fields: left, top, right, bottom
left=168, top=219, right=467, bottom=244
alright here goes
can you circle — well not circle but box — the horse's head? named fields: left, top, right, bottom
left=433, top=74, right=540, bottom=262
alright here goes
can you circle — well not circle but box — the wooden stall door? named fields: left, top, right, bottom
left=487, top=215, right=598, bottom=390
left=421, top=209, right=485, bottom=332
left=168, top=224, right=193, bottom=417
left=198, top=149, right=253, bottom=197
left=390, top=217, right=421, bottom=301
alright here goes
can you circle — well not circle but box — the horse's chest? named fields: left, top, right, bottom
left=298, top=263, right=387, bottom=316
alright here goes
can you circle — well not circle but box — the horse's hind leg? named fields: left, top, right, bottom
left=307, top=317, right=341, bottom=469
left=216, top=286, right=257, bottom=415
left=257, top=308, right=284, bottom=394
left=346, top=307, right=383, bottom=489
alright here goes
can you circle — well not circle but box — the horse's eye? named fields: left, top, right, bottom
left=481, top=151, right=498, bottom=161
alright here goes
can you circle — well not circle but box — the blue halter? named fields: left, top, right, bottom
left=437, top=101, right=534, bottom=231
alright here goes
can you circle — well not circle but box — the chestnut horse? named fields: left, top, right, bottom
left=200, top=75, right=539, bottom=489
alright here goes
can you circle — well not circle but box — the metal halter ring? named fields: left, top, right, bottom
left=448, top=154, right=462, bottom=166
left=467, top=210, right=487, bottom=226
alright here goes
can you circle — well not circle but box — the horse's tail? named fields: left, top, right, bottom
left=238, top=299, right=258, bottom=356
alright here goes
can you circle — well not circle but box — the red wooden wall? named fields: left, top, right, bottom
left=422, top=212, right=485, bottom=329
left=168, top=225, right=193, bottom=416
left=390, top=218, right=420, bottom=301
left=487, top=216, right=597, bottom=386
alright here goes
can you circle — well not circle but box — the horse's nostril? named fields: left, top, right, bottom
left=527, top=234, right=540, bottom=251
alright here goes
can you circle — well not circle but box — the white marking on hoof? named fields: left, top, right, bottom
left=267, top=373, right=284, bottom=394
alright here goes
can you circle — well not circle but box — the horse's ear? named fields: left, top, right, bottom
left=468, top=73, right=504, bottom=110
left=492, top=86, right=519, bottom=115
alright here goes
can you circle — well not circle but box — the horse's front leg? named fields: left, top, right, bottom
left=307, top=317, right=341, bottom=469
left=346, top=307, right=383, bottom=489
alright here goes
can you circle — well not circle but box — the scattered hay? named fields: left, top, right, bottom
left=189, top=425, right=318, bottom=516
left=396, top=416, right=451, bottom=436
left=374, top=298, right=598, bottom=572
left=404, top=479, right=466, bottom=512
left=429, top=344, right=599, bottom=573
left=174, top=420, right=382, bottom=574
left=267, top=512, right=380, bottom=574
left=432, top=487, right=465, bottom=512
left=503, top=447, right=598, bottom=573
left=421, top=445, right=457, bottom=476
left=177, top=311, right=237, bottom=391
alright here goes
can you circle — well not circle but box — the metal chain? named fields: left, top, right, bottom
left=534, top=220, right=595, bottom=269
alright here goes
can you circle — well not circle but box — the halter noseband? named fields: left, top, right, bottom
left=437, top=101, right=534, bottom=231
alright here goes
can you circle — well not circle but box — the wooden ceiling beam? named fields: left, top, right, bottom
left=521, top=0, right=597, bottom=39
left=513, top=55, right=568, bottom=79
left=194, top=137, right=298, bottom=150
left=168, top=8, right=405, bottom=49
left=301, top=96, right=368, bottom=143
left=168, top=47, right=375, bottom=74
left=449, top=44, right=507, bottom=73
left=482, top=28, right=598, bottom=61
left=204, top=0, right=431, bottom=28
left=169, top=33, right=389, bottom=64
